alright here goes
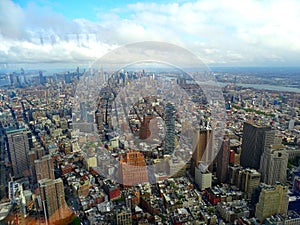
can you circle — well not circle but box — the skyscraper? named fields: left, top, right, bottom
left=28, top=146, right=44, bottom=177
left=216, top=135, right=230, bottom=183
left=164, top=103, right=175, bottom=155
left=7, top=129, right=31, bottom=178
left=139, top=115, right=153, bottom=140
left=195, top=167, right=212, bottom=191
left=39, top=178, right=67, bottom=223
left=9, top=72, right=18, bottom=86
left=240, top=122, right=274, bottom=170
left=240, top=169, right=261, bottom=199
left=119, top=150, right=148, bottom=186
left=255, top=184, right=289, bottom=223
left=39, top=71, right=46, bottom=85
left=80, top=102, right=87, bottom=122
left=191, top=127, right=212, bottom=175
left=35, top=155, right=55, bottom=181
left=259, top=145, right=288, bottom=185
left=95, top=109, right=104, bottom=135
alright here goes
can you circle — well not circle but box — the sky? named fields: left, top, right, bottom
left=0, top=0, right=300, bottom=69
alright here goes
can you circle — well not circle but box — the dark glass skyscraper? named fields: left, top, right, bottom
left=240, top=122, right=274, bottom=170
left=164, top=103, right=175, bottom=155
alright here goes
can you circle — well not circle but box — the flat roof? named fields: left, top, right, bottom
left=6, top=127, right=27, bottom=134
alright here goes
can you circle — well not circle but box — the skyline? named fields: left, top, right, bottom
left=1, top=0, right=300, bottom=68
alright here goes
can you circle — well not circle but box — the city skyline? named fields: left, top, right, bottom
left=0, top=66, right=300, bottom=224
left=1, top=1, right=300, bottom=224
left=1, top=0, right=300, bottom=68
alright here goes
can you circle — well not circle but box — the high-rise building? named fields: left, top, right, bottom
left=228, top=165, right=242, bottom=185
left=259, top=145, right=288, bottom=185
left=9, top=72, right=18, bottom=86
left=39, top=71, right=46, bottom=85
left=216, top=135, right=230, bottom=183
left=7, top=129, right=31, bottom=178
left=195, top=166, right=212, bottom=191
left=164, top=103, right=175, bottom=155
left=191, top=127, right=212, bottom=175
left=139, top=115, right=153, bottom=140
left=95, top=109, right=104, bottom=135
left=255, top=184, right=289, bottom=223
left=39, top=178, right=67, bottom=223
left=240, top=169, right=261, bottom=199
left=264, top=130, right=276, bottom=147
left=229, top=150, right=235, bottom=164
left=35, top=155, right=55, bottom=181
left=241, top=122, right=274, bottom=170
left=80, top=102, right=87, bottom=122
left=28, top=147, right=44, bottom=182
left=120, top=150, right=148, bottom=186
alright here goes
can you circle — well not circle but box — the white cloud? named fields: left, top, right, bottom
left=0, top=0, right=300, bottom=66
left=0, top=0, right=26, bottom=39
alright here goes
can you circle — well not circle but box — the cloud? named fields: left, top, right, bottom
left=0, top=0, right=26, bottom=39
left=123, top=0, right=300, bottom=65
left=0, top=0, right=300, bottom=67
left=0, top=0, right=116, bottom=67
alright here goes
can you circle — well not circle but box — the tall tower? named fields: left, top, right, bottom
left=80, top=102, right=87, bottom=122
left=240, top=122, right=274, bottom=170
left=120, top=150, right=148, bottom=186
left=35, top=155, right=55, bottom=181
left=255, top=184, right=289, bottom=223
left=240, top=169, right=261, bottom=199
left=139, top=115, right=153, bottom=140
left=39, top=71, right=46, bottom=85
left=216, top=135, right=230, bottom=183
left=39, top=178, right=67, bottom=223
left=95, top=109, right=104, bottom=134
left=164, top=103, right=175, bottom=155
left=191, top=127, right=212, bottom=175
left=259, top=145, right=288, bottom=185
left=7, top=129, right=31, bottom=178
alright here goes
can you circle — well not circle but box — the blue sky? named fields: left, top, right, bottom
left=1, top=0, right=300, bottom=67
left=14, top=0, right=182, bottom=21
left=14, top=0, right=139, bottom=20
